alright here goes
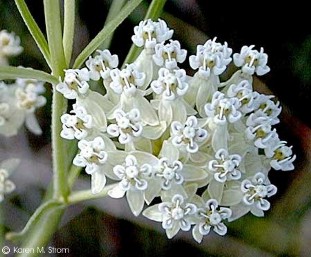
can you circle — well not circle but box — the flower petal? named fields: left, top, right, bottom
left=180, top=165, right=207, bottom=182
left=221, top=189, right=243, bottom=205
left=108, top=184, right=126, bottom=198
left=144, top=178, right=162, bottom=204
left=127, top=188, right=145, bottom=216
left=166, top=221, right=180, bottom=239
left=208, top=180, right=224, bottom=203
left=143, top=204, right=163, bottom=222
left=192, top=225, right=204, bottom=243
left=91, top=172, right=106, bottom=194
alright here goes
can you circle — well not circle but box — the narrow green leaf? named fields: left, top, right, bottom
left=63, top=0, right=75, bottom=66
left=0, top=66, right=58, bottom=84
left=100, top=0, right=126, bottom=50
left=44, top=0, right=66, bottom=75
left=14, top=0, right=51, bottom=69
left=73, top=0, right=144, bottom=69
left=144, top=0, right=167, bottom=21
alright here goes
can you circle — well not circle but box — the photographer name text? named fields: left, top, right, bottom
left=11, top=246, right=69, bottom=254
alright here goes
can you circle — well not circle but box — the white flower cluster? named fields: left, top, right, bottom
left=0, top=77, right=47, bottom=136
left=57, top=19, right=295, bottom=242
left=0, top=30, right=23, bottom=66
left=0, top=30, right=46, bottom=137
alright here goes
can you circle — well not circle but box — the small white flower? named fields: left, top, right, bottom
left=73, top=137, right=109, bottom=194
left=151, top=68, right=194, bottom=125
left=192, top=199, right=232, bottom=243
left=60, top=103, right=93, bottom=140
left=13, top=78, right=46, bottom=135
left=226, top=80, right=258, bottom=114
left=151, top=68, right=188, bottom=100
left=109, top=64, right=159, bottom=126
left=155, top=158, right=184, bottom=190
left=0, top=169, right=16, bottom=202
left=15, top=80, right=46, bottom=113
left=209, top=149, right=242, bottom=183
left=233, top=45, right=270, bottom=76
left=187, top=39, right=231, bottom=115
left=252, top=94, right=282, bottom=125
left=107, top=108, right=142, bottom=144
left=73, top=136, right=108, bottom=174
left=189, top=37, right=232, bottom=78
left=108, top=153, right=156, bottom=216
left=76, top=90, right=111, bottom=131
left=0, top=159, right=20, bottom=202
left=155, top=156, right=207, bottom=191
left=112, top=155, right=152, bottom=192
left=245, top=118, right=279, bottom=149
left=171, top=116, right=208, bottom=153
left=241, top=172, right=277, bottom=214
left=143, top=194, right=197, bottom=239
left=153, top=40, right=187, bottom=69
left=56, top=68, right=90, bottom=99
left=264, top=141, right=296, bottom=171
left=205, top=91, right=241, bottom=124
left=0, top=82, right=39, bottom=136
left=0, top=30, right=23, bottom=65
left=132, top=19, right=173, bottom=51
left=110, top=64, right=146, bottom=95
left=86, top=49, right=119, bottom=80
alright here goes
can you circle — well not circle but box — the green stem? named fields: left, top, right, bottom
left=68, top=183, right=117, bottom=204
left=44, top=0, right=69, bottom=200
left=63, top=0, right=75, bottom=66
left=123, top=0, right=167, bottom=66
left=14, top=0, right=51, bottom=69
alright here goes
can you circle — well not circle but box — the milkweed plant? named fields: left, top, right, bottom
left=0, top=0, right=295, bottom=252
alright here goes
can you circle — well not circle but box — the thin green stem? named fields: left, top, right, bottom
left=0, top=66, right=59, bottom=84
left=123, top=0, right=167, bottom=66
left=68, top=183, right=117, bottom=204
left=63, top=0, right=75, bottom=66
left=44, top=0, right=69, bottom=200
left=73, top=0, right=143, bottom=69
left=14, top=0, right=51, bottom=69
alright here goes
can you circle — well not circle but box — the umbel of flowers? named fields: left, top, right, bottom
left=0, top=30, right=47, bottom=137
left=56, top=19, right=295, bottom=243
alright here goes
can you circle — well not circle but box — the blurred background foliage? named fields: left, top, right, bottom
left=0, top=0, right=310, bottom=256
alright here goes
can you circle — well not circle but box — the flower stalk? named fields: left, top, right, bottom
left=44, top=0, right=69, bottom=200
